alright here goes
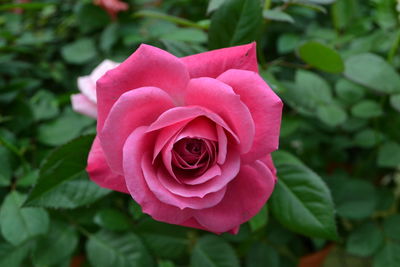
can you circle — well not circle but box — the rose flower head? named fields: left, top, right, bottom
left=87, top=43, right=283, bottom=233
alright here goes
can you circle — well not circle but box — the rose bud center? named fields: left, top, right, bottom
left=172, top=137, right=217, bottom=178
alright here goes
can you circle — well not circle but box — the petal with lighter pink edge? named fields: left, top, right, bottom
left=218, top=69, right=283, bottom=163
left=96, top=44, right=190, bottom=131
left=71, top=94, right=97, bottom=118
left=86, top=137, right=128, bottom=193
left=181, top=42, right=258, bottom=78
left=185, top=77, right=255, bottom=154
left=193, top=160, right=275, bottom=233
left=123, top=126, right=192, bottom=224
left=157, top=148, right=240, bottom=198
left=142, top=152, right=227, bottom=210
left=100, top=87, right=175, bottom=175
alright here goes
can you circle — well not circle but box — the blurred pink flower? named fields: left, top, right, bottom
left=94, top=0, right=129, bottom=19
left=71, top=60, right=119, bottom=118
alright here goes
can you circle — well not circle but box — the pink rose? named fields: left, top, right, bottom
left=93, top=0, right=129, bottom=19
left=71, top=60, right=119, bottom=118
left=87, top=43, right=283, bottom=233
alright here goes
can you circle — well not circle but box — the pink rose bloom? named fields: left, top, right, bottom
left=93, top=0, right=128, bottom=19
left=71, top=60, right=119, bottom=118
left=87, top=43, right=283, bottom=233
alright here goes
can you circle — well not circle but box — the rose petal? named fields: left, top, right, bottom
left=147, top=106, right=239, bottom=144
left=181, top=42, right=258, bottom=78
left=90, top=59, right=119, bottom=82
left=185, top=77, right=255, bottom=153
left=216, top=125, right=227, bottom=164
left=176, top=117, right=217, bottom=142
left=78, top=60, right=118, bottom=103
left=77, top=76, right=96, bottom=103
left=143, top=152, right=227, bottom=209
left=97, top=44, right=190, bottom=131
left=194, top=160, right=275, bottom=233
left=101, top=87, right=175, bottom=174
left=71, top=93, right=97, bottom=118
left=158, top=148, right=240, bottom=197
left=180, top=217, right=240, bottom=234
left=87, top=137, right=128, bottom=193
left=218, top=69, right=283, bottom=162
left=123, top=126, right=192, bottom=224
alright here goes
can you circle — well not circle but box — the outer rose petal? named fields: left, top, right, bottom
left=218, top=69, right=283, bottom=163
left=87, top=137, right=128, bottom=193
left=101, top=87, right=175, bottom=174
left=180, top=217, right=239, bottom=234
left=193, top=160, right=275, bottom=233
left=96, top=44, right=190, bottom=131
left=181, top=43, right=258, bottom=78
left=185, top=77, right=255, bottom=153
left=123, top=126, right=192, bottom=224
left=71, top=94, right=97, bottom=119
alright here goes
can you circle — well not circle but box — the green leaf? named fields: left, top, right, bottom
left=316, top=104, right=347, bottom=127
left=33, top=221, right=78, bottom=266
left=270, top=163, right=337, bottom=240
left=263, top=10, right=294, bottom=23
left=300, top=0, right=336, bottom=4
left=137, top=220, right=189, bottom=260
left=61, top=38, right=97, bottom=64
left=0, top=146, right=13, bottom=187
left=335, top=79, right=365, bottom=104
left=209, top=0, right=262, bottom=49
left=37, top=108, right=93, bottom=146
left=134, top=10, right=206, bottom=30
left=298, top=41, right=344, bottom=73
left=272, top=150, right=304, bottom=166
left=86, top=230, right=154, bottom=267
left=158, top=260, right=176, bottom=267
left=373, top=241, right=400, bottom=267
left=30, top=90, right=59, bottom=121
left=245, top=242, right=279, bottom=267
left=346, top=222, right=384, bottom=257
left=76, top=4, right=110, bottom=33
left=100, top=23, right=119, bottom=52
left=27, top=173, right=110, bottom=209
left=383, top=214, right=400, bottom=241
left=0, top=3, right=54, bottom=10
left=191, top=235, right=239, bottom=267
left=277, top=33, right=300, bottom=54
left=161, top=28, right=207, bottom=43
left=284, top=70, right=333, bottom=113
left=25, top=135, right=95, bottom=205
left=354, top=129, right=383, bottom=148
left=207, top=0, right=227, bottom=14
left=377, top=142, right=400, bottom=168
left=351, top=100, right=383, bottom=118
left=94, top=209, right=132, bottom=231
left=390, top=94, right=400, bottom=112
left=344, top=53, right=400, bottom=94
left=249, top=205, right=268, bottom=232
left=334, top=179, right=377, bottom=219
left=0, top=241, right=32, bottom=267
left=0, top=191, right=49, bottom=245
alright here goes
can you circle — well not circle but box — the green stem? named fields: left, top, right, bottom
left=387, top=30, right=400, bottom=64
left=133, top=10, right=208, bottom=30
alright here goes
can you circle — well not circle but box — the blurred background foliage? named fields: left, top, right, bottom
left=0, top=0, right=400, bottom=266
